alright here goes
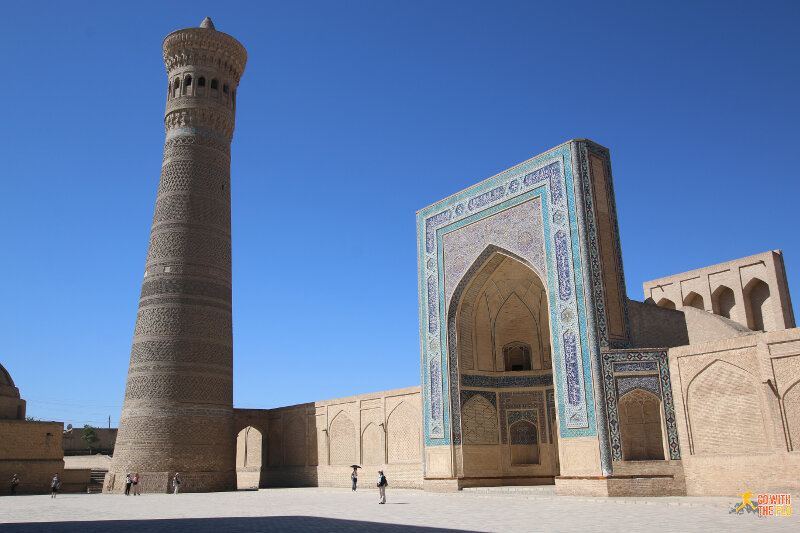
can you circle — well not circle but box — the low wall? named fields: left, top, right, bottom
left=0, top=420, right=65, bottom=494
left=234, top=386, right=423, bottom=490
left=669, top=328, right=800, bottom=495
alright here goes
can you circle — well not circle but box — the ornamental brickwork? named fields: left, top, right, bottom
left=104, top=18, right=246, bottom=494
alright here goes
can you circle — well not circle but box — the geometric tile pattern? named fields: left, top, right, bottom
left=418, top=143, right=604, bottom=446
left=601, top=350, right=681, bottom=461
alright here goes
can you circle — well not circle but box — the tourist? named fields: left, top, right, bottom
left=376, top=470, right=387, bottom=504
left=10, top=473, right=20, bottom=495
left=351, top=468, right=358, bottom=491
left=173, top=472, right=181, bottom=494
left=125, top=473, right=132, bottom=496
left=133, top=473, right=140, bottom=495
left=50, top=473, right=60, bottom=498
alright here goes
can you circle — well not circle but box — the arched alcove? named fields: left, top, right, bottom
left=361, top=423, right=384, bottom=465
left=744, top=278, right=771, bottom=331
left=618, top=389, right=664, bottom=461
left=509, top=420, right=539, bottom=465
left=328, top=412, right=357, bottom=465
left=462, top=395, right=498, bottom=444
left=656, top=298, right=676, bottom=310
left=387, top=402, right=421, bottom=463
left=455, top=253, right=550, bottom=373
left=683, top=292, right=705, bottom=310
left=687, top=360, right=767, bottom=454
left=236, top=426, right=263, bottom=489
left=783, top=380, right=800, bottom=451
left=711, top=285, right=736, bottom=319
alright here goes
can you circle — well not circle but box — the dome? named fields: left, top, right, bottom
left=0, top=362, right=15, bottom=389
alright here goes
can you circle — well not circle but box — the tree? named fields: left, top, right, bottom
left=81, top=425, right=99, bottom=453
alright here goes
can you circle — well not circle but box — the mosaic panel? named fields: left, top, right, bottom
left=616, top=376, right=660, bottom=398
left=460, top=373, right=553, bottom=388
left=601, top=350, right=680, bottom=461
left=613, top=361, right=658, bottom=373
left=575, top=144, right=630, bottom=348
left=418, top=141, right=614, bottom=447
left=499, top=391, right=547, bottom=444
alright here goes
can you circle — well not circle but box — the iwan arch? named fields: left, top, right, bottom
left=101, top=20, right=800, bottom=497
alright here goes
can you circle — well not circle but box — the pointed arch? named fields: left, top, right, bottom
left=683, top=291, right=705, bottom=310
left=328, top=411, right=357, bottom=465
left=656, top=298, right=676, bottom=310
left=744, top=278, right=771, bottom=331
left=387, top=401, right=420, bottom=462
left=509, top=420, right=539, bottom=464
left=462, top=395, right=499, bottom=444
left=783, top=379, right=800, bottom=451
left=711, top=285, right=736, bottom=319
left=686, top=360, right=767, bottom=454
left=361, top=422, right=384, bottom=465
left=618, top=389, right=664, bottom=460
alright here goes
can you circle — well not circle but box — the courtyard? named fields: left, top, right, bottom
left=0, top=488, right=793, bottom=532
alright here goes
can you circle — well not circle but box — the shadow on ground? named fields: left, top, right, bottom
left=2, top=516, right=482, bottom=533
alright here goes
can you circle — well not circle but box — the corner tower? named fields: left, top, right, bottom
left=105, top=18, right=246, bottom=493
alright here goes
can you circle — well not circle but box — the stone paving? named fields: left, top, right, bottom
left=0, top=488, right=795, bottom=532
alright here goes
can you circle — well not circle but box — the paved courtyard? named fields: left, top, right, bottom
left=0, top=488, right=794, bottom=532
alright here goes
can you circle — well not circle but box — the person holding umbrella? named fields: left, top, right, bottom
left=350, top=465, right=360, bottom=491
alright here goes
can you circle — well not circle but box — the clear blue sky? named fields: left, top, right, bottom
left=1, top=1, right=798, bottom=428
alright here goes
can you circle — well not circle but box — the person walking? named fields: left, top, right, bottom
left=132, top=473, right=140, bottom=495
left=50, top=473, right=60, bottom=499
left=376, top=470, right=387, bottom=504
left=125, top=473, right=132, bottom=496
left=351, top=468, right=358, bottom=492
left=173, top=472, right=181, bottom=494
left=10, top=473, right=19, bottom=495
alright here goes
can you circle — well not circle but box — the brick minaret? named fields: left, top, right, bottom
left=105, top=18, right=246, bottom=493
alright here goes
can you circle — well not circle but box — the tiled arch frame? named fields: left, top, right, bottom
left=418, top=141, right=627, bottom=449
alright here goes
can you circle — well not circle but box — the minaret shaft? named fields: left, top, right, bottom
left=105, top=19, right=246, bottom=493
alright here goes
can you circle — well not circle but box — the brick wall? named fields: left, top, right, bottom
left=0, top=420, right=65, bottom=494
left=233, top=387, right=423, bottom=489
left=669, top=328, right=800, bottom=495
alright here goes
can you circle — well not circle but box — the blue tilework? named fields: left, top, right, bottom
left=613, top=361, right=658, bottom=373
left=461, top=373, right=553, bottom=389
left=575, top=143, right=631, bottom=349
left=417, top=142, right=605, bottom=447
left=600, top=350, right=681, bottom=461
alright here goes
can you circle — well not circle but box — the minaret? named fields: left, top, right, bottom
left=105, top=18, right=246, bottom=493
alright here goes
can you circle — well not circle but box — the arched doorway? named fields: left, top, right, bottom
left=236, top=426, right=264, bottom=489
left=618, top=390, right=665, bottom=461
left=450, top=250, right=558, bottom=482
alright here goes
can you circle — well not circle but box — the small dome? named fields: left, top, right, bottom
left=0, top=363, right=14, bottom=388
left=200, top=17, right=215, bottom=30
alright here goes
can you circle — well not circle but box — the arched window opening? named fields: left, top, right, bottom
left=683, top=292, right=704, bottom=310
left=711, top=285, right=736, bottom=319
left=619, top=390, right=664, bottom=461
left=223, top=84, right=229, bottom=94
left=503, top=342, right=531, bottom=371
left=173, top=78, right=180, bottom=98
left=656, top=298, right=676, bottom=310
left=509, top=420, right=539, bottom=465
left=211, top=79, right=219, bottom=90
left=745, top=278, right=770, bottom=331
left=182, top=75, right=192, bottom=96
left=198, top=76, right=206, bottom=87
left=236, top=426, right=263, bottom=489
